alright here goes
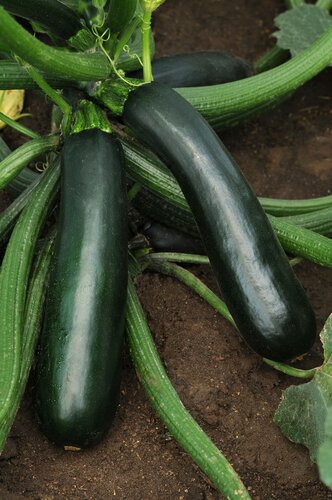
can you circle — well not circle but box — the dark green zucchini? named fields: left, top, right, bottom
left=129, top=51, right=253, bottom=87
left=123, top=82, right=316, bottom=362
left=142, top=220, right=204, bottom=254
left=35, top=129, right=128, bottom=449
left=0, top=0, right=83, bottom=39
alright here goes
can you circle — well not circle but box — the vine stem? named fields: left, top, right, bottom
left=180, top=23, right=332, bottom=118
left=0, top=112, right=39, bottom=139
left=146, top=251, right=301, bottom=268
left=21, top=62, right=71, bottom=117
left=146, top=252, right=210, bottom=265
left=145, top=258, right=318, bottom=379
left=263, top=358, right=317, bottom=378
left=0, top=231, right=56, bottom=450
left=0, top=134, right=58, bottom=190
left=126, top=274, right=251, bottom=499
left=0, top=161, right=60, bottom=433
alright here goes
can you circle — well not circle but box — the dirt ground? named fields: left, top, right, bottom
left=1, top=0, right=332, bottom=498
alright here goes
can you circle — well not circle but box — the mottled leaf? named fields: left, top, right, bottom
left=273, top=5, right=332, bottom=62
left=318, top=406, right=332, bottom=489
left=274, top=314, right=332, bottom=464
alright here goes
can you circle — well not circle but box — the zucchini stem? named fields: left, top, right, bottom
left=141, top=9, right=153, bottom=82
left=22, top=63, right=71, bottom=116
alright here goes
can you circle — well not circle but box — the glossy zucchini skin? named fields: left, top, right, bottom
left=123, top=82, right=316, bottom=361
left=35, top=129, right=128, bottom=448
left=130, top=51, right=252, bottom=87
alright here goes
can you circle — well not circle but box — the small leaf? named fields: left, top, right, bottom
left=273, top=5, right=332, bottom=61
left=274, top=314, right=332, bottom=464
left=318, top=406, right=332, bottom=489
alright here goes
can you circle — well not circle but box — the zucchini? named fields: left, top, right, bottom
left=0, top=0, right=83, bottom=39
left=142, top=220, right=204, bottom=254
left=134, top=185, right=332, bottom=269
left=35, top=129, right=128, bottom=449
left=130, top=51, right=253, bottom=87
left=123, top=82, right=316, bottom=361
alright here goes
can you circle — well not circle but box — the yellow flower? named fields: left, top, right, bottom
left=0, top=90, right=24, bottom=129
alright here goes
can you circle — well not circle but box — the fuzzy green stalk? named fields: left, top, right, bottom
left=179, top=24, right=332, bottom=120
left=141, top=9, right=153, bottom=82
left=21, top=62, right=71, bottom=117
left=0, top=7, right=110, bottom=80
left=0, top=161, right=59, bottom=442
left=0, top=231, right=55, bottom=450
left=0, top=134, right=58, bottom=190
left=126, top=275, right=250, bottom=499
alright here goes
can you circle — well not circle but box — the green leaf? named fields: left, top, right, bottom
left=273, top=5, right=332, bottom=63
left=318, top=406, right=332, bottom=489
left=274, top=314, right=332, bottom=464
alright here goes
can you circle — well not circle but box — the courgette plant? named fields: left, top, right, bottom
left=0, top=0, right=331, bottom=497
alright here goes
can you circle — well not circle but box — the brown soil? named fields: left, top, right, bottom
left=1, top=0, right=332, bottom=498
